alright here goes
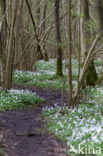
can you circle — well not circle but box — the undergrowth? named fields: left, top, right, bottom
left=0, top=89, right=44, bottom=110
left=42, top=86, right=103, bottom=156
left=13, top=59, right=78, bottom=90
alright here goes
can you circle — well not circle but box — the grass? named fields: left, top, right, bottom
left=0, top=89, right=44, bottom=110
left=42, top=86, right=103, bottom=156
left=13, top=59, right=78, bottom=90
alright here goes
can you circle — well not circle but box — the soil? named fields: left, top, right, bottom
left=0, top=85, right=68, bottom=156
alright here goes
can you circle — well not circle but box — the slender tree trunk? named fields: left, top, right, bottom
left=67, top=0, right=74, bottom=108
left=14, top=0, right=24, bottom=70
left=54, top=0, right=63, bottom=77
left=41, top=0, right=49, bottom=61
left=25, top=0, right=44, bottom=59
left=35, top=0, right=41, bottom=27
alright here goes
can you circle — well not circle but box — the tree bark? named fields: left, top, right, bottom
left=54, top=0, right=63, bottom=77
left=80, top=0, right=98, bottom=87
left=0, top=0, right=6, bottom=87
left=41, top=0, right=48, bottom=61
left=92, top=0, right=103, bottom=35
left=67, top=0, right=74, bottom=108
left=3, top=0, right=18, bottom=90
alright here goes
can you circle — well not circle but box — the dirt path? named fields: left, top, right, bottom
left=0, top=86, right=68, bottom=156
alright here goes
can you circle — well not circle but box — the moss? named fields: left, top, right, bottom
left=85, top=61, right=98, bottom=86
left=56, top=57, right=63, bottom=77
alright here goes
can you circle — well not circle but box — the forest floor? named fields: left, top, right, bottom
left=0, top=85, right=68, bottom=156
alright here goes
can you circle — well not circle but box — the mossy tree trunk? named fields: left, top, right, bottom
left=80, top=0, right=98, bottom=87
left=54, top=0, right=63, bottom=77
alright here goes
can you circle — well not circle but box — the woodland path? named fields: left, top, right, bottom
left=0, top=85, right=68, bottom=156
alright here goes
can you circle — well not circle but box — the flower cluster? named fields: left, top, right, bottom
left=0, top=89, right=44, bottom=110
left=42, top=86, right=103, bottom=155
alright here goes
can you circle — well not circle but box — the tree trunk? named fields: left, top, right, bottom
left=41, top=0, right=49, bottom=61
left=25, top=0, right=44, bottom=60
left=54, top=0, right=63, bottom=77
left=92, top=0, right=103, bottom=35
left=0, top=0, right=6, bottom=87
left=67, top=0, right=74, bottom=108
left=80, top=0, right=98, bottom=87
left=3, top=0, right=18, bottom=90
